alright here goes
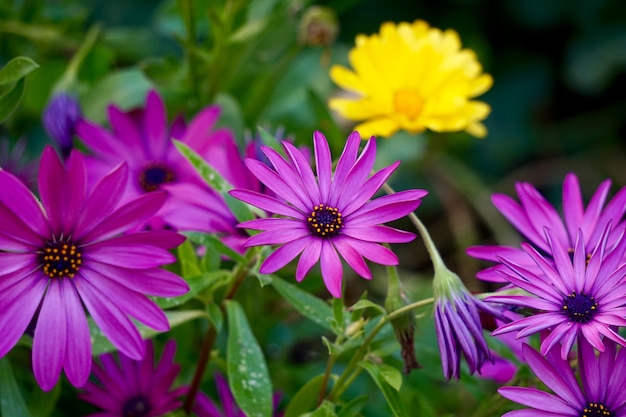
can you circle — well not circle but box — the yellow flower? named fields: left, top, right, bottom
left=329, top=20, right=493, bottom=139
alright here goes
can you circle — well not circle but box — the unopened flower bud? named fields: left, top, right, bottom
left=298, top=6, right=339, bottom=47
left=42, top=92, right=82, bottom=159
left=385, top=269, right=421, bottom=374
left=345, top=317, right=366, bottom=338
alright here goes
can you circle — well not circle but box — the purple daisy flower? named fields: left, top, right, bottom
left=0, top=146, right=188, bottom=391
left=230, top=131, right=427, bottom=298
left=499, top=337, right=626, bottom=416
left=74, top=90, right=243, bottom=244
left=467, top=173, right=626, bottom=283
left=79, top=339, right=187, bottom=417
left=488, top=224, right=626, bottom=360
left=434, top=268, right=503, bottom=380
left=193, top=373, right=282, bottom=417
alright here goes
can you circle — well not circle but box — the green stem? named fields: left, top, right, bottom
left=327, top=297, right=434, bottom=402
left=316, top=334, right=343, bottom=406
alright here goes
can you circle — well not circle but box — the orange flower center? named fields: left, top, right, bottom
left=393, top=89, right=424, bottom=120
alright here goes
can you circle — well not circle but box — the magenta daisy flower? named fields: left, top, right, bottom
left=0, top=146, right=188, bottom=391
left=467, top=173, right=626, bottom=283
left=230, top=131, right=427, bottom=298
left=499, top=337, right=626, bottom=417
left=193, top=373, right=283, bottom=417
left=488, top=225, right=626, bottom=360
left=74, top=90, right=242, bottom=242
left=79, top=339, right=187, bottom=417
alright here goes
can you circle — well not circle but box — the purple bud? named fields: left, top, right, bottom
left=42, top=93, right=82, bottom=158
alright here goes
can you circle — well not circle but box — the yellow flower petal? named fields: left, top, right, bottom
left=328, top=20, right=493, bottom=139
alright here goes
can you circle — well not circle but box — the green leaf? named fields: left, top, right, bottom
left=349, top=299, right=386, bottom=315
left=283, top=374, right=325, bottom=417
left=337, top=396, right=368, bottom=417
left=270, top=275, right=335, bottom=332
left=207, top=301, right=224, bottom=332
left=226, top=300, right=273, bottom=417
left=0, top=57, right=39, bottom=86
left=0, top=357, right=32, bottom=417
left=28, top=382, right=61, bottom=417
left=229, top=18, right=269, bottom=43
left=376, top=363, right=403, bottom=391
left=359, top=361, right=406, bottom=417
left=178, top=239, right=201, bottom=278
left=90, top=310, right=207, bottom=355
left=173, top=140, right=254, bottom=223
left=154, top=270, right=231, bottom=309
left=309, top=400, right=337, bottom=417
left=184, top=231, right=246, bottom=263
left=82, top=68, right=152, bottom=123
left=0, top=78, right=25, bottom=123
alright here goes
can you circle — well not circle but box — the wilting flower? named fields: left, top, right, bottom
left=467, top=173, right=626, bottom=283
left=488, top=225, right=626, bottom=360
left=433, top=267, right=502, bottom=380
left=75, top=90, right=247, bottom=249
left=499, top=337, right=626, bottom=417
left=79, top=339, right=187, bottom=416
left=0, top=147, right=188, bottom=390
left=329, top=20, right=492, bottom=139
left=230, top=131, right=426, bottom=298
left=194, top=373, right=283, bottom=417
left=42, top=92, right=82, bottom=158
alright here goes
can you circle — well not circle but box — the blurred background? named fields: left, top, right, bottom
left=2, top=0, right=626, bottom=415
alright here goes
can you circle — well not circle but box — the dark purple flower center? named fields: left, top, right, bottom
left=139, top=162, right=175, bottom=192
left=562, top=292, right=598, bottom=323
left=307, top=204, right=343, bottom=237
left=40, top=241, right=82, bottom=279
left=122, top=395, right=152, bottom=417
left=581, top=402, right=612, bottom=417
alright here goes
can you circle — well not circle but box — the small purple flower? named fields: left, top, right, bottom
left=43, top=92, right=82, bottom=158
left=499, top=337, right=626, bottom=416
left=0, top=146, right=188, bottom=391
left=193, top=373, right=282, bottom=417
left=467, top=173, right=626, bottom=283
left=488, top=225, right=626, bottom=360
left=230, top=131, right=427, bottom=298
left=75, top=90, right=243, bottom=245
left=434, top=268, right=503, bottom=380
left=79, top=339, right=187, bottom=417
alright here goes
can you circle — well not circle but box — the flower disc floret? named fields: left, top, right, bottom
left=139, top=161, right=176, bottom=192
left=563, top=292, right=598, bottom=324
left=307, top=204, right=343, bottom=237
left=41, top=241, right=82, bottom=278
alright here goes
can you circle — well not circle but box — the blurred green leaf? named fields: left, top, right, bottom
left=349, top=299, right=386, bottom=315
left=283, top=374, right=325, bottom=417
left=359, top=361, right=406, bottom=417
left=229, top=18, right=269, bottom=43
left=0, top=357, right=32, bottom=417
left=154, top=270, right=230, bottom=309
left=376, top=363, right=403, bottom=391
left=270, top=275, right=336, bottom=332
left=28, top=383, right=61, bottom=417
left=90, top=310, right=207, bottom=355
left=337, top=396, right=368, bottom=417
left=207, top=301, right=224, bottom=332
left=0, top=56, right=39, bottom=86
left=226, top=300, right=273, bottom=417
left=0, top=78, right=25, bottom=123
left=184, top=231, right=247, bottom=264
left=82, top=68, right=152, bottom=123
left=178, top=239, right=202, bottom=278
left=309, top=400, right=337, bottom=417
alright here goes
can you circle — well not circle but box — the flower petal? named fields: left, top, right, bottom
left=62, top=280, right=91, bottom=387
left=259, top=236, right=311, bottom=274
left=333, top=236, right=371, bottom=279
left=320, top=239, right=343, bottom=297
left=313, top=131, right=332, bottom=203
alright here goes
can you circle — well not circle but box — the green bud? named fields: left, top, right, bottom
left=298, top=6, right=339, bottom=47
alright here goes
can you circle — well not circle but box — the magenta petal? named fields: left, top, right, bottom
left=109, top=105, right=146, bottom=158
left=498, top=387, right=577, bottom=414
left=143, top=90, right=168, bottom=157
left=38, top=146, right=66, bottom=235
left=340, top=162, right=400, bottom=215
left=348, top=190, right=424, bottom=226
left=0, top=171, right=48, bottom=237
left=33, top=280, right=67, bottom=391
left=343, top=225, right=415, bottom=243
left=0, top=275, right=47, bottom=357
left=295, top=238, right=322, bottom=281
left=237, top=217, right=303, bottom=231
left=313, top=131, right=332, bottom=202
left=320, top=240, right=343, bottom=298
left=62, top=280, right=91, bottom=387
left=245, top=228, right=310, bottom=247
left=244, top=159, right=310, bottom=210
left=333, top=236, right=371, bottom=279
left=87, top=244, right=175, bottom=269
left=261, top=146, right=314, bottom=208
left=492, top=193, right=548, bottom=252
left=62, top=150, right=87, bottom=234
left=562, top=173, right=584, bottom=242
left=347, top=239, right=398, bottom=265
left=182, top=105, right=220, bottom=150
left=282, top=141, right=321, bottom=203
left=259, top=236, right=311, bottom=274
left=75, top=163, right=128, bottom=238
left=99, top=230, right=185, bottom=250
left=78, top=275, right=145, bottom=360
left=0, top=201, right=44, bottom=248
left=330, top=131, right=361, bottom=198
left=334, top=138, right=377, bottom=208
left=230, top=189, right=303, bottom=218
